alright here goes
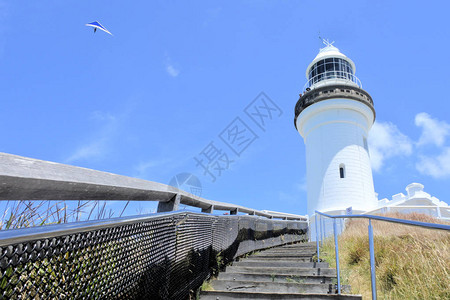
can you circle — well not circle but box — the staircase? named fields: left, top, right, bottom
left=199, top=242, right=361, bottom=299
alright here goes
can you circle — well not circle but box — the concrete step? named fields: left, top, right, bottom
left=242, top=256, right=313, bottom=262
left=286, top=242, right=316, bottom=247
left=255, top=251, right=316, bottom=257
left=218, top=272, right=333, bottom=284
left=252, top=254, right=317, bottom=259
left=253, top=251, right=316, bottom=257
left=233, top=261, right=329, bottom=268
left=278, top=245, right=316, bottom=248
left=225, top=266, right=337, bottom=276
left=257, top=246, right=315, bottom=251
left=257, top=248, right=315, bottom=252
left=259, top=248, right=316, bottom=252
left=197, top=243, right=362, bottom=300
left=211, top=280, right=331, bottom=293
left=200, top=291, right=362, bottom=299
left=279, top=243, right=316, bottom=248
left=274, top=247, right=316, bottom=252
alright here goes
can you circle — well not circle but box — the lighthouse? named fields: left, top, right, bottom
left=295, top=41, right=377, bottom=217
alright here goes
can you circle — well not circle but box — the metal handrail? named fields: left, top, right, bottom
left=314, top=210, right=450, bottom=299
left=0, top=210, right=308, bottom=247
left=303, top=72, right=362, bottom=92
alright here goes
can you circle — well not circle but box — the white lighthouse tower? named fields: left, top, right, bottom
left=295, top=41, right=377, bottom=217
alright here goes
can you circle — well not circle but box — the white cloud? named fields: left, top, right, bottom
left=278, top=191, right=297, bottom=204
left=415, top=112, right=450, bottom=147
left=91, top=111, right=117, bottom=122
left=166, top=64, right=180, bottom=77
left=369, top=113, right=450, bottom=179
left=132, top=151, right=194, bottom=180
left=416, top=147, right=450, bottom=178
left=65, top=138, right=107, bottom=163
left=134, top=158, right=172, bottom=177
left=278, top=179, right=307, bottom=205
left=368, top=121, right=413, bottom=172
left=414, top=113, right=450, bottom=178
left=65, top=111, right=120, bottom=164
left=164, top=53, right=180, bottom=77
left=203, top=7, right=222, bottom=26
left=295, top=177, right=307, bottom=192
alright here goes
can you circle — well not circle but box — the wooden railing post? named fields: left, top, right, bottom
left=201, top=205, right=214, bottom=213
left=157, top=194, right=181, bottom=212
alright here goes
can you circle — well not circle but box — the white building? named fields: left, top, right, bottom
left=369, top=183, right=450, bottom=221
left=294, top=42, right=449, bottom=240
left=295, top=41, right=377, bottom=217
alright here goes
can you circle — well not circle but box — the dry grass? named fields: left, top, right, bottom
left=321, top=213, right=450, bottom=299
left=0, top=200, right=130, bottom=230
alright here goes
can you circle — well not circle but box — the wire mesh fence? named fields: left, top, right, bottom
left=0, top=212, right=308, bottom=300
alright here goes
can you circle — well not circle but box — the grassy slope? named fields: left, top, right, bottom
left=321, top=213, right=450, bottom=299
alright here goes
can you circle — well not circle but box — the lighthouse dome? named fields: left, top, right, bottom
left=304, top=41, right=359, bottom=90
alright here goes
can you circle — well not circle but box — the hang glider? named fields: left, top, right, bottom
left=85, top=21, right=113, bottom=35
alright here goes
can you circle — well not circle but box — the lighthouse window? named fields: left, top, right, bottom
left=308, top=58, right=354, bottom=84
left=336, top=61, right=344, bottom=77
left=317, top=64, right=324, bottom=74
left=326, top=62, right=334, bottom=72
left=339, top=164, right=345, bottom=178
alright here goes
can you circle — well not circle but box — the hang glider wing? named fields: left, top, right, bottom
left=85, top=21, right=113, bottom=35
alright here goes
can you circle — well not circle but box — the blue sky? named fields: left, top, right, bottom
left=0, top=1, right=449, bottom=217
